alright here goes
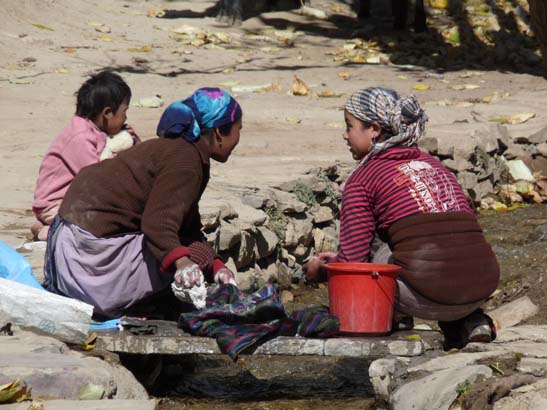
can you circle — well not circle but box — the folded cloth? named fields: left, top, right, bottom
left=178, top=283, right=339, bottom=359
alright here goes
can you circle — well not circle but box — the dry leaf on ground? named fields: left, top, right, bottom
left=490, top=112, right=535, bottom=125
left=147, top=9, right=165, bottom=18
left=338, top=70, right=351, bottom=80
left=292, top=75, right=309, bottom=96
left=286, top=117, right=302, bottom=124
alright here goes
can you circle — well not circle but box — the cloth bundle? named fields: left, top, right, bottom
left=178, top=283, right=339, bottom=359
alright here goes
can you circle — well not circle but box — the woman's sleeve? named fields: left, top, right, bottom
left=141, top=164, right=202, bottom=271
left=337, top=180, right=376, bottom=262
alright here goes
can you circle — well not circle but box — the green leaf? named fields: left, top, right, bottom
left=79, top=384, right=105, bottom=400
left=32, top=23, right=54, bottom=31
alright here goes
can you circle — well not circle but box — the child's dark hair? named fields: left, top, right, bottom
left=75, top=71, right=131, bottom=120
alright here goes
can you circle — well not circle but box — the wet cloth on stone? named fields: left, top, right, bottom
left=178, top=283, right=339, bottom=359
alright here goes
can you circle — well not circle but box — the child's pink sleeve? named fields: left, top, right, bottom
left=63, top=132, right=105, bottom=173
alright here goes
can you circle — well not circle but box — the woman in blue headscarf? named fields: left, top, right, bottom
left=45, top=88, right=242, bottom=319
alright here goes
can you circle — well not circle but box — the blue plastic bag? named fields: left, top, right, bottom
left=0, top=240, right=43, bottom=290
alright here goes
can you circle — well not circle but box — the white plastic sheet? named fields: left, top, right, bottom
left=0, top=277, right=93, bottom=344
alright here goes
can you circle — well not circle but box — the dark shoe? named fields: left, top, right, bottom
left=463, top=310, right=496, bottom=344
left=392, top=315, right=414, bottom=331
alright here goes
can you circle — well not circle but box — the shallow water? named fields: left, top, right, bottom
left=157, top=204, right=547, bottom=410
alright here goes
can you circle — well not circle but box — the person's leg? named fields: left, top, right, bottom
left=31, top=204, right=60, bottom=241
left=370, top=236, right=413, bottom=330
left=396, top=280, right=494, bottom=349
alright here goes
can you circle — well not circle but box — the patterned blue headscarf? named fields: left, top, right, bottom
left=157, top=87, right=242, bottom=142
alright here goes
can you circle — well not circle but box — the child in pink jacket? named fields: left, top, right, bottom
left=31, top=70, right=138, bottom=241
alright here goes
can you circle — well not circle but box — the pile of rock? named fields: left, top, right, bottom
left=418, top=122, right=547, bottom=209
left=202, top=165, right=347, bottom=291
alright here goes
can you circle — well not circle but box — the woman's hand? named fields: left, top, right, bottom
left=214, top=267, right=237, bottom=286
left=174, top=256, right=204, bottom=288
left=302, top=252, right=337, bottom=283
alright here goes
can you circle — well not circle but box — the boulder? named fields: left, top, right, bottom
left=527, top=125, right=547, bottom=145
left=234, top=230, right=256, bottom=269
left=311, top=206, right=334, bottom=224
left=284, top=217, right=313, bottom=248
left=255, top=226, right=279, bottom=259
left=390, top=365, right=493, bottom=410
left=241, top=190, right=276, bottom=209
left=0, top=329, right=148, bottom=401
left=218, top=220, right=242, bottom=251
left=272, top=189, right=307, bottom=214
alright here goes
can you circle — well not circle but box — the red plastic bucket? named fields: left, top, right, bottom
left=327, top=262, right=401, bottom=336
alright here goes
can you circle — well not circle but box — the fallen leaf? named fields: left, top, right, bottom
left=54, top=67, right=68, bottom=73
left=97, top=35, right=112, bottom=42
left=132, top=95, right=164, bottom=108
left=350, top=55, right=368, bottom=64
left=0, top=380, right=30, bottom=403
left=32, top=23, right=54, bottom=31
left=325, top=122, right=344, bottom=128
left=451, top=84, right=480, bottom=90
left=63, top=48, right=77, bottom=53
left=459, top=71, right=483, bottom=78
left=316, top=90, right=342, bottom=98
left=147, top=9, right=166, bottom=18
left=365, top=54, right=381, bottom=64
left=430, top=0, right=448, bottom=9
left=83, top=332, right=97, bottom=351
left=292, top=75, right=309, bottom=96
left=218, top=80, right=240, bottom=88
left=330, top=4, right=344, bottom=13
left=127, top=45, right=153, bottom=52
left=27, top=402, right=45, bottom=410
left=405, top=334, right=422, bottom=341
left=490, top=112, right=535, bottom=125
left=79, top=384, right=105, bottom=400
left=338, top=70, right=351, bottom=80
left=95, top=25, right=111, bottom=34
left=298, top=5, right=328, bottom=19
left=286, top=117, right=302, bottom=124
left=232, top=83, right=281, bottom=93
left=412, top=84, right=430, bottom=91
left=9, top=78, right=32, bottom=85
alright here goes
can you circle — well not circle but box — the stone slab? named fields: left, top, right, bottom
left=96, top=329, right=439, bottom=358
left=1, top=400, right=157, bottom=410
left=0, top=329, right=148, bottom=400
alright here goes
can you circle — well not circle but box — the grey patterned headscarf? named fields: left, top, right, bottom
left=345, top=87, right=428, bottom=167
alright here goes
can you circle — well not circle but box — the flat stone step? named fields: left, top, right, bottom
left=1, top=399, right=157, bottom=410
left=96, top=323, right=442, bottom=358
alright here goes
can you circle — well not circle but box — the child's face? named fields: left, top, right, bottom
left=104, top=98, right=129, bottom=136
left=343, top=110, right=375, bottom=160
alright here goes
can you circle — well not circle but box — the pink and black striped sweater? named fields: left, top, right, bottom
left=337, top=146, right=473, bottom=263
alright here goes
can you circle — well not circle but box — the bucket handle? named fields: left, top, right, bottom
left=373, top=271, right=397, bottom=305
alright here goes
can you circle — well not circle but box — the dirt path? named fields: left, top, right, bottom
left=1, top=0, right=546, bottom=244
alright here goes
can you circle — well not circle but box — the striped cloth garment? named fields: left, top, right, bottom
left=337, top=145, right=473, bottom=263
